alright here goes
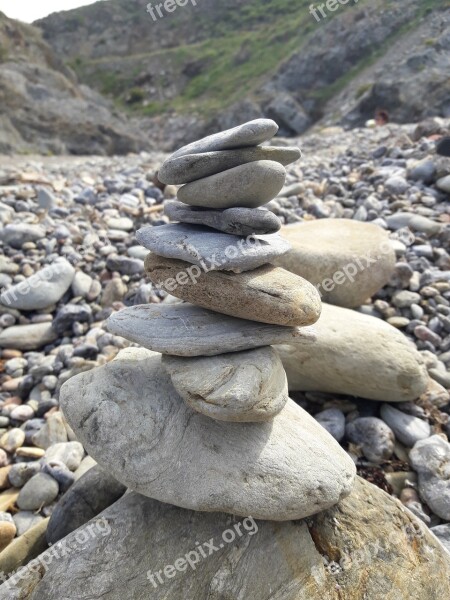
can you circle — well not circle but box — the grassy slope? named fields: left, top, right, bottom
left=69, top=0, right=445, bottom=118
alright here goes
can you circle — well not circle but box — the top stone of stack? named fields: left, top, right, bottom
left=158, top=119, right=300, bottom=210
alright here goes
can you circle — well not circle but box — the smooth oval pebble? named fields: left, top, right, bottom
left=145, top=255, right=321, bottom=327
left=171, top=118, right=278, bottom=159
left=159, top=146, right=300, bottom=184
left=164, top=201, right=282, bottom=236
left=106, top=303, right=313, bottom=357
left=177, top=160, right=286, bottom=209
left=380, top=404, right=431, bottom=447
left=136, top=223, right=291, bottom=273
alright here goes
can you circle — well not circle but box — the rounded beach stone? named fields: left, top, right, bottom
left=164, top=201, right=282, bottom=236
left=161, top=347, right=289, bottom=422
left=159, top=146, right=300, bottom=184
left=274, top=219, right=396, bottom=308
left=277, top=303, right=429, bottom=402
left=60, top=348, right=356, bottom=521
left=106, top=303, right=313, bottom=357
left=136, top=223, right=291, bottom=273
left=171, top=118, right=278, bottom=158
left=177, top=160, right=286, bottom=209
left=145, top=255, right=321, bottom=327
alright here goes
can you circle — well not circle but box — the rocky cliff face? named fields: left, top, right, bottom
left=0, top=11, right=146, bottom=155
left=34, top=0, right=449, bottom=152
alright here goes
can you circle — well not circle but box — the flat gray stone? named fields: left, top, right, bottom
left=4, top=478, right=450, bottom=600
left=106, top=304, right=311, bottom=357
left=164, top=200, right=282, bottom=236
left=171, top=118, right=278, bottom=158
left=277, top=303, right=429, bottom=402
left=159, top=146, right=300, bottom=184
left=410, top=435, right=450, bottom=520
left=0, top=258, right=75, bottom=311
left=0, top=224, right=45, bottom=249
left=60, top=348, right=355, bottom=520
left=145, top=256, right=322, bottom=326
left=431, top=525, right=450, bottom=554
left=177, top=160, right=286, bottom=209
left=136, top=223, right=290, bottom=273
left=0, top=323, right=57, bottom=351
left=161, top=347, right=289, bottom=422
left=380, top=404, right=431, bottom=447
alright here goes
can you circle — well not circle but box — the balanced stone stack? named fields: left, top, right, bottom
left=60, top=119, right=356, bottom=522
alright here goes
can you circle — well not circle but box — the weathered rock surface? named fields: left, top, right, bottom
left=136, top=223, right=290, bottom=273
left=0, top=258, right=75, bottom=311
left=274, top=219, right=396, bottom=307
left=60, top=348, right=355, bottom=520
left=46, top=466, right=126, bottom=545
left=159, top=146, right=300, bottom=184
left=177, top=160, right=286, bottom=209
left=161, top=347, right=289, bottom=422
left=164, top=201, right=282, bottom=236
left=276, top=303, right=429, bottom=402
left=4, top=478, right=450, bottom=600
left=171, top=119, right=278, bottom=158
left=410, top=435, right=450, bottom=521
left=145, top=255, right=321, bottom=327
left=106, top=304, right=311, bottom=357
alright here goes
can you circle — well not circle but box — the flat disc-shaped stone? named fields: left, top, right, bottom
left=171, top=118, right=278, bottom=159
left=145, top=255, right=322, bottom=327
left=177, top=160, right=286, bottom=209
left=159, top=146, right=301, bottom=185
left=164, top=201, right=282, bottom=236
left=136, top=223, right=290, bottom=273
left=106, top=303, right=313, bottom=357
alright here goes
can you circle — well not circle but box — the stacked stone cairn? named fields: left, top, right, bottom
left=61, top=119, right=356, bottom=522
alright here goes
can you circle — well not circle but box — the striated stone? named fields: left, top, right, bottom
left=177, top=160, right=286, bottom=209
left=162, top=347, right=289, bottom=422
left=60, top=348, right=355, bottom=521
left=159, top=146, right=300, bottom=184
left=277, top=303, right=428, bottom=402
left=106, top=304, right=311, bottom=357
left=4, top=478, right=450, bottom=600
left=136, top=223, right=290, bottom=273
left=145, top=255, right=321, bottom=326
left=274, top=219, right=396, bottom=307
left=171, top=118, right=278, bottom=158
left=164, top=201, right=282, bottom=236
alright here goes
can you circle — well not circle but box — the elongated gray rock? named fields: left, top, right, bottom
left=60, top=348, right=355, bottom=520
left=106, top=304, right=311, bottom=357
left=0, top=258, right=75, bottom=311
left=380, top=404, right=431, bottom=447
left=177, top=160, right=286, bottom=209
left=162, top=347, right=289, bottom=422
left=277, top=303, right=429, bottom=402
left=0, top=323, right=57, bottom=351
left=4, top=478, right=450, bottom=600
left=159, top=146, right=300, bottom=184
left=136, top=223, right=290, bottom=273
left=274, top=219, right=396, bottom=307
left=171, top=118, right=278, bottom=158
left=164, top=201, right=282, bottom=236
left=145, top=255, right=321, bottom=326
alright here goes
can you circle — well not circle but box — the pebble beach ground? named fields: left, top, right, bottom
left=0, top=119, right=449, bottom=563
